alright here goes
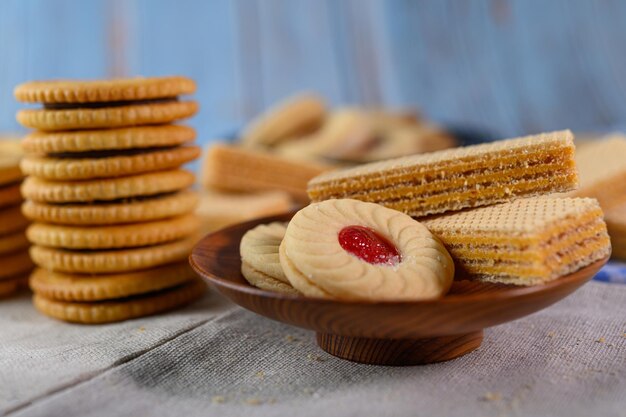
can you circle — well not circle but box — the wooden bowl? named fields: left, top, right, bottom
left=190, top=212, right=608, bottom=366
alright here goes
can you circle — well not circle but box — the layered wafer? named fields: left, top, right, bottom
left=422, top=197, right=611, bottom=285
left=308, top=130, right=578, bottom=218
left=571, top=134, right=626, bottom=209
left=202, top=143, right=330, bottom=202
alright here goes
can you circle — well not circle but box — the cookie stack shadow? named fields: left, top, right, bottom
left=0, top=140, right=33, bottom=298
left=14, top=76, right=206, bottom=323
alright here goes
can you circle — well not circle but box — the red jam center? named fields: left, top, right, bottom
left=338, top=225, right=401, bottom=266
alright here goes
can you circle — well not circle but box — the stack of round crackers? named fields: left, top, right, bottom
left=14, top=76, right=206, bottom=323
left=0, top=139, right=33, bottom=298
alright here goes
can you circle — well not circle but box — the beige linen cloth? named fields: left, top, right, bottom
left=0, top=281, right=624, bottom=417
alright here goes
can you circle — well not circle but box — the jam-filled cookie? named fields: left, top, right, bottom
left=240, top=222, right=299, bottom=295
left=279, top=199, right=454, bottom=301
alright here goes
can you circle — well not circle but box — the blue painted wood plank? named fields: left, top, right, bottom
left=0, top=0, right=109, bottom=133
left=129, top=0, right=242, bottom=146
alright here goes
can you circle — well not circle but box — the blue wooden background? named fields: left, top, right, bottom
left=2, top=0, right=626, bottom=145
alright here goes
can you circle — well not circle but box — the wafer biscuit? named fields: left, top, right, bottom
left=0, top=142, right=23, bottom=186
left=0, top=250, right=34, bottom=279
left=0, top=205, right=29, bottom=236
left=0, top=182, right=22, bottom=208
left=308, top=130, right=578, bottom=218
left=0, top=230, right=29, bottom=255
left=196, top=190, right=292, bottom=233
left=27, top=213, right=199, bottom=249
left=240, top=222, right=294, bottom=292
left=202, top=144, right=329, bottom=202
left=29, top=262, right=197, bottom=301
left=22, top=169, right=194, bottom=203
left=33, top=279, right=206, bottom=324
left=571, top=135, right=626, bottom=209
left=30, top=235, right=198, bottom=273
left=242, top=93, right=326, bottom=147
left=20, top=145, right=200, bottom=180
left=21, top=125, right=196, bottom=154
left=14, top=76, right=196, bottom=103
left=422, top=197, right=610, bottom=285
left=17, top=101, right=199, bottom=131
left=22, top=190, right=198, bottom=225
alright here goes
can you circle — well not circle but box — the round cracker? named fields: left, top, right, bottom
left=21, top=190, right=198, bottom=225
left=33, top=279, right=206, bottom=324
left=0, top=182, right=23, bottom=208
left=21, top=169, right=194, bottom=203
left=14, top=76, right=196, bottom=103
left=29, top=262, right=197, bottom=301
left=0, top=205, right=29, bottom=236
left=22, top=125, right=196, bottom=154
left=30, top=235, right=198, bottom=273
left=20, top=145, right=200, bottom=180
left=17, top=101, right=198, bottom=131
left=27, top=213, right=199, bottom=249
left=0, top=230, right=29, bottom=255
left=0, top=250, right=34, bottom=279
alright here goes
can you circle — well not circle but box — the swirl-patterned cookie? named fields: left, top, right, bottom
left=279, top=199, right=454, bottom=301
left=240, top=222, right=299, bottom=295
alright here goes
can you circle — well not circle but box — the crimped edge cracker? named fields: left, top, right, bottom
left=17, top=101, right=198, bottom=131
left=14, top=76, right=196, bottom=103
left=33, top=279, right=206, bottom=324
left=21, top=190, right=199, bottom=225
left=29, top=262, right=197, bottom=301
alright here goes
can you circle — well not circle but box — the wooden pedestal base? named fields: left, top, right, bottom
left=316, top=330, right=483, bottom=365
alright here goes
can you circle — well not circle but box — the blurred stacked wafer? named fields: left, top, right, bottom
left=15, top=76, right=206, bottom=323
left=0, top=139, right=33, bottom=298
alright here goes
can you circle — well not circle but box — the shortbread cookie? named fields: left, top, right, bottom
left=196, top=190, right=292, bottom=233
left=0, top=250, right=34, bottom=279
left=422, top=197, right=611, bottom=285
left=308, top=130, right=578, bottom=218
left=30, top=235, right=198, bottom=273
left=22, top=190, right=198, bottom=225
left=29, top=261, right=197, bottom=301
left=242, top=93, right=326, bottom=147
left=241, top=262, right=299, bottom=295
left=22, top=125, right=196, bottom=154
left=571, top=135, right=626, bottom=209
left=0, top=205, right=29, bottom=236
left=240, top=222, right=298, bottom=294
left=20, top=145, right=200, bottom=180
left=279, top=199, right=454, bottom=301
left=0, top=182, right=23, bottom=208
left=276, top=109, right=376, bottom=161
left=17, top=101, right=199, bottom=131
left=22, top=169, right=194, bottom=203
left=202, top=144, right=329, bottom=202
left=14, top=76, right=196, bottom=103
left=33, top=279, right=206, bottom=324
left=0, top=230, right=29, bottom=255
left=27, top=213, right=199, bottom=249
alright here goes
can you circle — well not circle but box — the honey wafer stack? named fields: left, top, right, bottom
left=15, top=76, right=206, bottom=323
left=422, top=197, right=611, bottom=285
left=308, top=130, right=578, bottom=218
left=0, top=139, right=33, bottom=298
